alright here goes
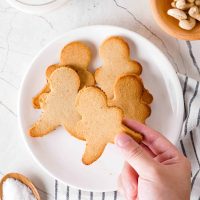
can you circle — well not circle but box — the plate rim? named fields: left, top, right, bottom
left=18, top=25, right=184, bottom=192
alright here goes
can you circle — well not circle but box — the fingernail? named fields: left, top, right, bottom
left=115, top=134, right=132, bottom=147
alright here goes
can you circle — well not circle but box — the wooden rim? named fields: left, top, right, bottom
left=0, top=173, right=40, bottom=200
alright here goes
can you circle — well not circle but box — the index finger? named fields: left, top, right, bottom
left=123, top=118, right=177, bottom=155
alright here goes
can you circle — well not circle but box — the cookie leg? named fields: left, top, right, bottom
left=82, top=140, right=106, bottom=165
left=32, top=84, right=50, bottom=109
left=29, top=116, right=58, bottom=137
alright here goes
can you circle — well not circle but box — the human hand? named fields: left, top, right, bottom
left=115, top=119, right=191, bottom=200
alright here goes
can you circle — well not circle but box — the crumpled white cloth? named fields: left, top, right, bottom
left=55, top=74, right=200, bottom=200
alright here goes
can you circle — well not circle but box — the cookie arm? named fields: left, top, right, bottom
left=76, top=68, right=95, bottom=88
left=122, top=125, right=143, bottom=143
left=32, top=84, right=50, bottom=109
left=130, top=60, right=142, bottom=75
left=29, top=115, right=58, bottom=137
left=142, top=89, right=153, bottom=104
left=46, top=64, right=60, bottom=80
left=38, top=93, right=48, bottom=109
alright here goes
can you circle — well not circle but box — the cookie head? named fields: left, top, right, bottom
left=76, top=86, right=107, bottom=114
left=60, top=41, right=92, bottom=70
left=49, top=67, right=80, bottom=93
left=110, top=75, right=152, bottom=123
left=114, top=75, right=143, bottom=98
left=99, top=36, right=130, bottom=61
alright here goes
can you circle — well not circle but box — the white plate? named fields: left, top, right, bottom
left=6, top=0, right=67, bottom=15
left=18, top=25, right=184, bottom=192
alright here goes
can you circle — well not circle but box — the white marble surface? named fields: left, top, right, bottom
left=0, top=0, right=200, bottom=199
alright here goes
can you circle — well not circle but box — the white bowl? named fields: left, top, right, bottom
left=18, top=25, right=184, bottom=192
left=6, top=0, right=67, bottom=14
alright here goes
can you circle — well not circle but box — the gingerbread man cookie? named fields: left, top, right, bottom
left=95, top=36, right=142, bottom=98
left=29, top=67, right=84, bottom=140
left=32, top=41, right=95, bottom=109
left=75, top=86, right=143, bottom=165
left=109, top=75, right=153, bottom=123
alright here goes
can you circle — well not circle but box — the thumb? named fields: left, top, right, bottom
left=115, top=133, right=156, bottom=176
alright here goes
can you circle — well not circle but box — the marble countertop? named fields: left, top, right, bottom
left=0, top=0, right=200, bottom=199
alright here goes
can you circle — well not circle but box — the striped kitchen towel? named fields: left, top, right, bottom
left=178, top=74, right=200, bottom=200
left=55, top=74, right=200, bottom=200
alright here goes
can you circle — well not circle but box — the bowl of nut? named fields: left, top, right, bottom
left=151, top=0, right=200, bottom=40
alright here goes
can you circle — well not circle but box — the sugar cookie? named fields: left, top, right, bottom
left=29, top=67, right=84, bottom=140
left=109, top=75, right=152, bottom=123
left=75, top=86, right=143, bottom=165
left=95, top=36, right=142, bottom=98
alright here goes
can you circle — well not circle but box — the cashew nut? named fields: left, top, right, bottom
left=167, top=8, right=188, bottom=20
left=195, top=0, right=200, bottom=5
left=168, top=0, right=199, bottom=30
left=179, top=17, right=196, bottom=30
left=176, top=0, right=194, bottom=10
left=189, top=5, right=200, bottom=21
